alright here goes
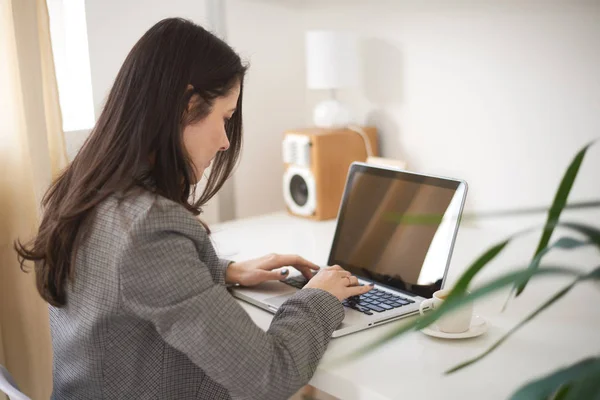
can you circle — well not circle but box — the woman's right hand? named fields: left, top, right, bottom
left=303, top=265, right=374, bottom=301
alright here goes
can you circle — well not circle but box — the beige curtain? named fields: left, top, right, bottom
left=0, top=0, right=68, bottom=398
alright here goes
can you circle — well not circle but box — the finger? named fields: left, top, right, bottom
left=278, top=254, right=319, bottom=269
left=329, top=264, right=343, bottom=271
left=286, top=255, right=320, bottom=280
left=345, top=283, right=375, bottom=297
left=347, top=276, right=359, bottom=286
left=295, top=256, right=320, bottom=271
left=263, top=254, right=320, bottom=272
left=261, top=253, right=284, bottom=270
left=270, top=268, right=289, bottom=281
left=294, top=266, right=316, bottom=281
left=333, top=270, right=351, bottom=278
left=290, top=256, right=320, bottom=275
left=339, top=275, right=357, bottom=287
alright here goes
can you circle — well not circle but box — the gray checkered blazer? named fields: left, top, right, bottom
left=49, top=188, right=345, bottom=399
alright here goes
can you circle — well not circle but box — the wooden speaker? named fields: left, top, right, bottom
left=282, top=126, right=378, bottom=220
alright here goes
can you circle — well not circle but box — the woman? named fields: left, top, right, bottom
left=16, top=18, right=372, bottom=399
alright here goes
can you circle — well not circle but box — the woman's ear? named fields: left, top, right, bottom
left=186, top=84, right=197, bottom=112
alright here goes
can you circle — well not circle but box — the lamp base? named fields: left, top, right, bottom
left=313, top=99, right=351, bottom=128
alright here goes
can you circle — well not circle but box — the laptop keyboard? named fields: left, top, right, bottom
left=282, top=276, right=415, bottom=316
left=344, top=288, right=415, bottom=315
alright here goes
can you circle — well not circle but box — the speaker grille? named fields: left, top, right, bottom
left=282, top=134, right=311, bottom=167
left=289, top=174, right=309, bottom=206
left=283, top=165, right=316, bottom=216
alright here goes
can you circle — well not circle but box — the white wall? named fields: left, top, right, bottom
left=303, top=0, right=600, bottom=217
left=77, top=0, right=600, bottom=224
left=85, top=0, right=207, bottom=118
left=225, top=0, right=306, bottom=218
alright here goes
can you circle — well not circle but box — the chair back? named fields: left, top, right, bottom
left=0, top=365, right=31, bottom=400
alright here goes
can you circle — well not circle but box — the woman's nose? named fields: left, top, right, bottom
left=220, top=131, right=230, bottom=151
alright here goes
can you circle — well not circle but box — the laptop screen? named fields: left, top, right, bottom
left=328, top=163, right=467, bottom=299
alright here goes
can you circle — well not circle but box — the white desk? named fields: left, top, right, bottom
left=211, top=212, right=600, bottom=400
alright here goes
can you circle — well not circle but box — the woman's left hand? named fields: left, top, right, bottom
left=224, top=253, right=320, bottom=287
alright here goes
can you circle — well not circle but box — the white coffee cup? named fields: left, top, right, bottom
left=419, top=289, right=473, bottom=333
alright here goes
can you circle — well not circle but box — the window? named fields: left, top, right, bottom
left=47, top=0, right=95, bottom=132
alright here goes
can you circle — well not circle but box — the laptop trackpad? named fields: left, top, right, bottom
left=265, top=293, right=295, bottom=308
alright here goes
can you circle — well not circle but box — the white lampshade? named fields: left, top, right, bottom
left=305, top=31, right=359, bottom=90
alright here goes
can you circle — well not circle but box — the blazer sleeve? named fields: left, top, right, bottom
left=118, top=200, right=345, bottom=400
left=216, top=258, right=233, bottom=286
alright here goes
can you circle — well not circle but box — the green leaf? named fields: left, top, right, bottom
left=447, top=264, right=600, bottom=374
left=444, top=224, right=548, bottom=303
left=441, top=220, right=598, bottom=311
left=449, top=239, right=511, bottom=295
left=553, top=384, right=574, bottom=400
left=563, top=364, right=600, bottom=400
left=410, top=268, right=575, bottom=333
left=502, top=236, right=594, bottom=311
left=516, top=140, right=597, bottom=296
left=503, top=223, right=600, bottom=309
left=451, top=224, right=595, bottom=313
left=560, top=223, right=600, bottom=247
left=338, top=266, right=580, bottom=363
left=509, top=357, right=600, bottom=400
left=526, top=237, right=595, bottom=277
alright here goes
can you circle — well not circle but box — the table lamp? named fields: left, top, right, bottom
left=305, top=30, right=359, bottom=127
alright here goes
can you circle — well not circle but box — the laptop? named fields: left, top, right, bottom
left=231, top=162, right=468, bottom=337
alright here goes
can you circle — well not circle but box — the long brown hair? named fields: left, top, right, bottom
left=15, top=18, right=247, bottom=307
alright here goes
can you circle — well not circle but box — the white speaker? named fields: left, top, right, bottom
left=282, top=127, right=378, bottom=220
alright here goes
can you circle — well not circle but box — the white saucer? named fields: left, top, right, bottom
left=421, top=315, right=488, bottom=339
